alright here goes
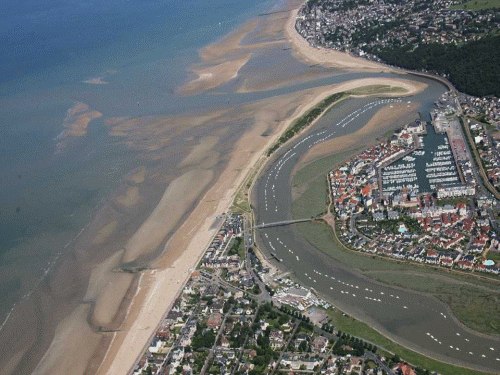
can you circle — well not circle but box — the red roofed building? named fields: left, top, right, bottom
left=394, top=363, right=416, bottom=375
left=361, top=185, right=372, bottom=197
left=427, top=249, right=439, bottom=257
left=456, top=260, right=474, bottom=270
left=440, top=258, right=454, bottom=267
left=462, top=219, right=475, bottom=232
left=444, top=234, right=464, bottom=249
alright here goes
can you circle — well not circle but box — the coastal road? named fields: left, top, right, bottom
left=252, top=89, right=500, bottom=373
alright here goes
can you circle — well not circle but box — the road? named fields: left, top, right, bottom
left=251, top=80, right=500, bottom=373
left=364, top=352, right=396, bottom=375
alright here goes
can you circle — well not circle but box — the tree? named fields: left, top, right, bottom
left=299, top=340, right=308, bottom=352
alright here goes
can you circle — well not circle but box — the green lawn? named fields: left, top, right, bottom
left=486, top=251, right=500, bottom=263
left=291, top=149, right=361, bottom=220
left=451, top=0, right=500, bottom=10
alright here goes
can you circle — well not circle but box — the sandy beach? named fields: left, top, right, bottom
left=22, top=4, right=432, bottom=375
left=285, top=9, right=393, bottom=72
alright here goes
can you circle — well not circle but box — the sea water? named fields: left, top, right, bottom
left=0, top=0, right=273, bottom=335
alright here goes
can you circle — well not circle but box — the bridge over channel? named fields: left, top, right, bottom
left=254, top=218, right=313, bottom=229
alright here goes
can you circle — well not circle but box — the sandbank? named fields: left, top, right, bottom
left=123, top=169, right=215, bottom=263
left=297, top=101, right=421, bottom=169
left=116, top=186, right=140, bottom=208
left=84, top=77, right=108, bottom=85
left=178, top=136, right=220, bottom=169
left=63, top=102, right=102, bottom=137
left=178, top=55, right=251, bottom=95
left=177, top=15, right=289, bottom=96
left=33, top=305, right=103, bottom=375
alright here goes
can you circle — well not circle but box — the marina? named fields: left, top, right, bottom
left=382, top=124, right=460, bottom=194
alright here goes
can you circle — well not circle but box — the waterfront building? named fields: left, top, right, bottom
left=436, top=184, right=476, bottom=198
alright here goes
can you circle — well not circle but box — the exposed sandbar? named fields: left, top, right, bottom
left=63, top=102, right=102, bottom=137
left=123, top=169, right=214, bottom=263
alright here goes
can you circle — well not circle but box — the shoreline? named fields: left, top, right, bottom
left=99, top=83, right=427, bottom=374
left=25, top=3, right=441, bottom=375
left=97, top=5, right=434, bottom=375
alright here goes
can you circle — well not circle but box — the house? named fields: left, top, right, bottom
left=310, top=336, right=328, bottom=353
left=220, top=337, right=230, bottom=348
left=156, top=328, right=170, bottom=341
left=270, top=330, right=284, bottom=349
left=295, top=333, right=309, bottom=349
left=393, top=363, right=416, bottom=375
left=440, top=258, right=454, bottom=267
left=210, top=300, right=225, bottom=314
left=207, top=313, right=223, bottom=329
left=387, top=210, right=399, bottom=220
left=456, top=260, right=474, bottom=270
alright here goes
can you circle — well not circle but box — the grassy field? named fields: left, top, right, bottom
left=486, top=251, right=500, bottom=263
left=451, top=0, right=500, bottom=10
left=325, top=308, right=493, bottom=375
left=291, top=177, right=329, bottom=219
left=297, top=221, right=416, bottom=272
